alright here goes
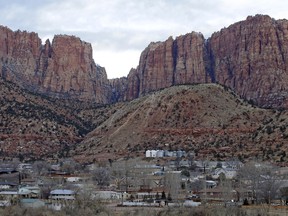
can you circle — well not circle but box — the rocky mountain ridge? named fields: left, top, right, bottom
left=2, top=15, right=288, bottom=108
left=125, top=15, right=288, bottom=108
left=2, top=14, right=288, bottom=162
left=0, top=28, right=110, bottom=103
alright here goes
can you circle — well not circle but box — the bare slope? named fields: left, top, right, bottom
left=74, top=84, right=288, bottom=163
left=0, top=78, right=116, bottom=160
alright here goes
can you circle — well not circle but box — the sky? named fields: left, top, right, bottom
left=1, top=0, right=288, bottom=79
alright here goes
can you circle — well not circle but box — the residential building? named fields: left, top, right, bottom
left=49, top=189, right=75, bottom=200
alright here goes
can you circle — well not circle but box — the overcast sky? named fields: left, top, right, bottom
left=1, top=0, right=288, bottom=78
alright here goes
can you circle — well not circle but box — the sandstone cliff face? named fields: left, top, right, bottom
left=40, top=35, right=110, bottom=103
left=0, top=26, right=42, bottom=87
left=0, top=27, right=110, bottom=104
left=126, top=15, right=288, bottom=108
left=2, top=15, right=288, bottom=108
left=109, top=76, right=128, bottom=102
left=132, top=33, right=210, bottom=97
left=125, top=68, right=140, bottom=100
left=209, top=15, right=288, bottom=108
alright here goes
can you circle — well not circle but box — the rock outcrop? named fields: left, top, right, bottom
left=208, top=15, right=288, bottom=108
left=126, top=15, right=288, bottom=108
left=41, top=35, right=110, bottom=103
left=132, top=33, right=210, bottom=97
left=2, top=15, right=288, bottom=108
left=109, top=76, right=128, bottom=103
left=125, top=68, right=139, bottom=101
left=0, top=27, right=110, bottom=104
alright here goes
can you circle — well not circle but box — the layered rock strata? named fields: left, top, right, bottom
left=2, top=15, right=288, bottom=108
left=0, top=27, right=110, bottom=104
left=126, top=15, right=288, bottom=108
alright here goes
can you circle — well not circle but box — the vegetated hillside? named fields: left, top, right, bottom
left=0, top=78, right=119, bottom=160
left=74, top=83, right=288, bottom=164
left=2, top=76, right=288, bottom=164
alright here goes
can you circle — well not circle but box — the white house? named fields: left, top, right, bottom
left=212, top=168, right=237, bottom=179
left=18, top=163, right=33, bottom=172
left=66, top=176, right=81, bottom=183
left=0, top=182, right=18, bottom=190
left=145, top=150, right=158, bottom=157
left=92, top=191, right=122, bottom=200
left=49, top=189, right=75, bottom=200
left=156, top=150, right=164, bottom=157
left=146, top=150, right=186, bottom=158
left=145, top=150, right=151, bottom=157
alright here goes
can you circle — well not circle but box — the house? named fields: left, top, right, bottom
left=206, top=180, right=217, bottom=188
left=0, top=182, right=18, bottom=190
left=92, top=191, right=122, bottom=200
left=18, top=186, right=41, bottom=198
left=212, top=168, right=237, bottom=179
left=0, top=167, right=18, bottom=175
left=65, top=176, right=81, bottom=183
left=49, top=189, right=76, bottom=200
left=145, top=150, right=158, bottom=158
left=20, top=178, right=38, bottom=186
left=18, top=163, right=33, bottom=173
left=222, top=160, right=244, bottom=169
left=145, top=150, right=186, bottom=158
left=133, top=192, right=158, bottom=201
left=198, top=186, right=238, bottom=202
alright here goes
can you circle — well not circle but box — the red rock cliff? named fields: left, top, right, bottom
left=2, top=15, right=288, bottom=108
left=208, top=15, right=288, bottom=108
left=0, top=27, right=110, bottom=104
left=126, top=15, right=288, bottom=108
left=129, top=33, right=210, bottom=98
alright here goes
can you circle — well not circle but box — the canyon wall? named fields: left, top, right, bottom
left=126, top=15, right=288, bottom=108
left=2, top=15, right=288, bottom=108
left=209, top=15, right=288, bottom=108
left=0, top=27, right=111, bottom=104
left=131, top=33, right=211, bottom=97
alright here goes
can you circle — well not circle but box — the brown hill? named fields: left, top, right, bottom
left=1, top=78, right=288, bottom=164
left=0, top=78, right=118, bottom=160
left=74, top=84, right=288, bottom=164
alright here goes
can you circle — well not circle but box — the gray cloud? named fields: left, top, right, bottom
left=1, top=0, right=288, bottom=78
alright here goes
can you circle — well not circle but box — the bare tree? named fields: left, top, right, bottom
left=237, top=161, right=280, bottom=204
left=220, top=176, right=234, bottom=204
left=60, top=158, right=81, bottom=174
left=110, top=160, right=129, bottom=190
left=92, top=167, right=110, bottom=187
left=164, top=171, right=181, bottom=202
left=32, top=160, right=49, bottom=176
left=189, top=179, right=203, bottom=193
left=187, top=153, right=197, bottom=171
left=110, top=158, right=143, bottom=191
left=257, top=170, right=281, bottom=204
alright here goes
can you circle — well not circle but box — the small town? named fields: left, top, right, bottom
left=0, top=149, right=287, bottom=215
left=2, top=1, right=288, bottom=215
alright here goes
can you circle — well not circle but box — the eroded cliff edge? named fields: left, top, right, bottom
left=2, top=15, right=288, bottom=108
